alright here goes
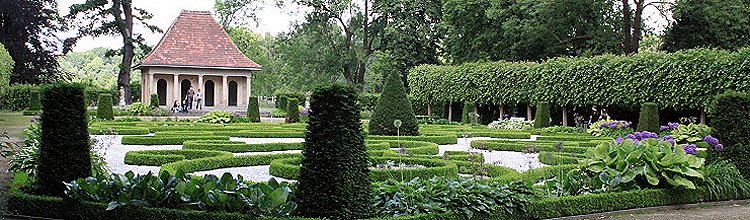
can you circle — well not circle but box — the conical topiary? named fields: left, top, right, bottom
left=150, top=93, right=159, bottom=108
left=247, top=96, right=261, bottom=122
left=369, top=73, right=419, bottom=136
left=637, top=102, right=659, bottom=132
left=286, top=98, right=299, bottom=123
left=37, top=83, right=91, bottom=196
left=96, top=93, right=114, bottom=120
left=533, top=102, right=551, bottom=128
left=297, top=83, right=372, bottom=219
left=276, top=96, right=288, bottom=109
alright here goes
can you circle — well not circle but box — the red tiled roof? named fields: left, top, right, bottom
left=137, top=10, right=262, bottom=69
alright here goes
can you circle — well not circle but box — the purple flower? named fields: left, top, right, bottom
left=29, top=118, right=36, bottom=123
left=715, top=144, right=724, bottom=151
left=615, top=137, right=625, bottom=144
left=300, top=109, right=310, bottom=115
left=684, top=144, right=697, bottom=155
left=704, top=135, right=720, bottom=146
left=659, top=125, right=670, bottom=131
left=659, top=135, right=676, bottom=145
left=668, top=122, right=680, bottom=129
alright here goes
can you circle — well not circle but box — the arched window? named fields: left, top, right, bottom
left=228, top=81, right=238, bottom=106
left=156, top=79, right=167, bottom=105
left=204, top=80, right=215, bottom=106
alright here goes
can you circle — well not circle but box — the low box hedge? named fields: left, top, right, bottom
left=538, top=152, right=583, bottom=165
left=88, top=127, right=151, bottom=135
left=367, top=135, right=457, bottom=145
left=160, top=153, right=301, bottom=174
left=183, top=140, right=304, bottom=152
left=269, top=157, right=459, bottom=182
left=124, top=150, right=233, bottom=166
left=121, top=135, right=229, bottom=145
left=369, top=140, right=440, bottom=155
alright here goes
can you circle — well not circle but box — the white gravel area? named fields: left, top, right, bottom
left=91, top=134, right=546, bottom=180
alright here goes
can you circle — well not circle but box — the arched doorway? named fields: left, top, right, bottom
left=204, top=80, right=215, bottom=106
left=156, top=79, right=167, bottom=105
left=228, top=81, right=238, bottom=106
left=180, top=79, right=191, bottom=102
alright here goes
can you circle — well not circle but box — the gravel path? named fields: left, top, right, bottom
left=92, top=134, right=547, bottom=182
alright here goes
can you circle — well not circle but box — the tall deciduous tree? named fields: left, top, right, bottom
left=0, top=0, right=63, bottom=84
left=214, top=0, right=262, bottom=27
left=619, top=0, right=673, bottom=54
left=65, top=0, right=161, bottom=104
left=662, top=0, right=750, bottom=52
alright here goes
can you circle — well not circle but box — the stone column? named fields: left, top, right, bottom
left=222, top=75, right=228, bottom=107
left=147, top=73, right=154, bottom=104
left=198, top=75, right=204, bottom=94
left=173, top=74, right=180, bottom=106
left=246, top=75, right=252, bottom=104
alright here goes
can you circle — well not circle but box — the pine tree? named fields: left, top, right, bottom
left=369, top=73, right=419, bottom=136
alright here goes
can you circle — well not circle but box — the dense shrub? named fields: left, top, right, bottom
left=369, top=73, right=419, bottom=136
left=149, top=93, right=159, bottom=108
left=286, top=98, right=299, bottom=123
left=488, top=120, right=533, bottom=130
left=533, top=102, right=551, bottom=128
left=460, top=102, right=475, bottom=124
left=247, top=96, right=261, bottom=122
left=587, top=120, right=633, bottom=137
left=28, top=90, right=41, bottom=110
left=409, top=49, right=750, bottom=110
left=37, top=83, right=92, bottom=196
left=276, top=96, right=288, bottom=109
left=0, top=42, right=12, bottom=87
left=297, top=83, right=373, bottom=219
left=637, top=103, right=659, bottom=132
left=708, top=91, right=750, bottom=177
left=96, top=93, right=114, bottom=120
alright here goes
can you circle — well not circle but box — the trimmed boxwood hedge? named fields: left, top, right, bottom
left=124, top=150, right=233, bottom=165
left=637, top=102, right=659, bottom=132
left=270, top=157, right=459, bottom=182
left=121, top=135, right=229, bottom=145
left=160, top=153, right=301, bottom=174
left=183, top=141, right=304, bottom=152
left=538, top=152, right=583, bottom=165
left=367, top=134, right=457, bottom=145
left=533, top=102, right=551, bottom=128
left=11, top=185, right=744, bottom=220
left=470, top=141, right=591, bottom=154
left=88, top=126, right=150, bottom=135
left=369, top=140, right=440, bottom=155
left=37, top=83, right=91, bottom=196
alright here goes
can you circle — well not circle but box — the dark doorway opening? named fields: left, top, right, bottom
left=228, top=81, right=238, bottom=106
left=180, top=79, right=191, bottom=102
left=156, top=79, right=167, bottom=105
left=205, top=80, right=215, bottom=106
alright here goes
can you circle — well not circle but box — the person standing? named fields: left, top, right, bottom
left=186, top=86, right=195, bottom=109
left=195, top=89, right=203, bottom=110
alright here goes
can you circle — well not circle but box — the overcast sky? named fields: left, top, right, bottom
left=57, top=0, right=307, bottom=52
left=56, top=0, right=671, bottom=53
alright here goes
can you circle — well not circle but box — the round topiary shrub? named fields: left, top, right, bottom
left=533, top=101, right=551, bottom=128
left=247, top=96, right=261, bottom=122
left=297, top=83, right=372, bottom=219
left=96, top=93, right=114, bottom=120
left=150, top=93, right=159, bottom=108
left=637, top=102, right=659, bottom=132
left=369, top=73, right=419, bottom=136
left=461, top=102, right=475, bottom=124
left=286, top=98, right=299, bottom=123
left=28, top=89, right=41, bottom=110
left=37, top=83, right=91, bottom=196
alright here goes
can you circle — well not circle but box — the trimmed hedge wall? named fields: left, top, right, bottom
left=37, top=83, right=91, bottom=196
left=708, top=91, right=750, bottom=178
left=408, top=49, right=750, bottom=110
left=28, top=89, right=41, bottom=110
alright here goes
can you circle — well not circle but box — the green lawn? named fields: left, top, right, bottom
left=0, top=113, right=33, bottom=142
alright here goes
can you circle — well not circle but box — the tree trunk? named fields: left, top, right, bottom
left=114, top=0, right=135, bottom=104
left=621, top=0, right=634, bottom=54
left=448, top=102, right=453, bottom=122
left=700, top=110, right=707, bottom=124
left=526, top=104, right=533, bottom=121
left=632, top=0, right=644, bottom=54
left=499, top=105, right=505, bottom=120
left=562, top=106, right=569, bottom=126
left=427, top=102, right=433, bottom=118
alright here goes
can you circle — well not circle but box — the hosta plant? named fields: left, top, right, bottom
left=487, top=120, right=533, bottom=130
left=65, top=170, right=297, bottom=217
left=670, top=123, right=712, bottom=145
left=126, top=102, right=151, bottom=116
left=196, top=111, right=233, bottom=124
left=580, top=139, right=704, bottom=189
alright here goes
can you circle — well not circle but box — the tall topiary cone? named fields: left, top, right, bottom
left=461, top=102, right=476, bottom=124
left=276, top=96, right=288, bottom=109
left=637, top=102, right=659, bottom=132
left=286, top=98, right=299, bottom=123
left=150, top=93, right=159, bottom=108
left=28, top=89, right=41, bottom=110
left=38, top=83, right=91, bottom=196
left=247, top=96, right=261, bottom=122
left=369, top=73, right=419, bottom=136
left=96, top=93, right=114, bottom=120
left=298, top=83, right=372, bottom=219
left=533, top=101, right=551, bottom=128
